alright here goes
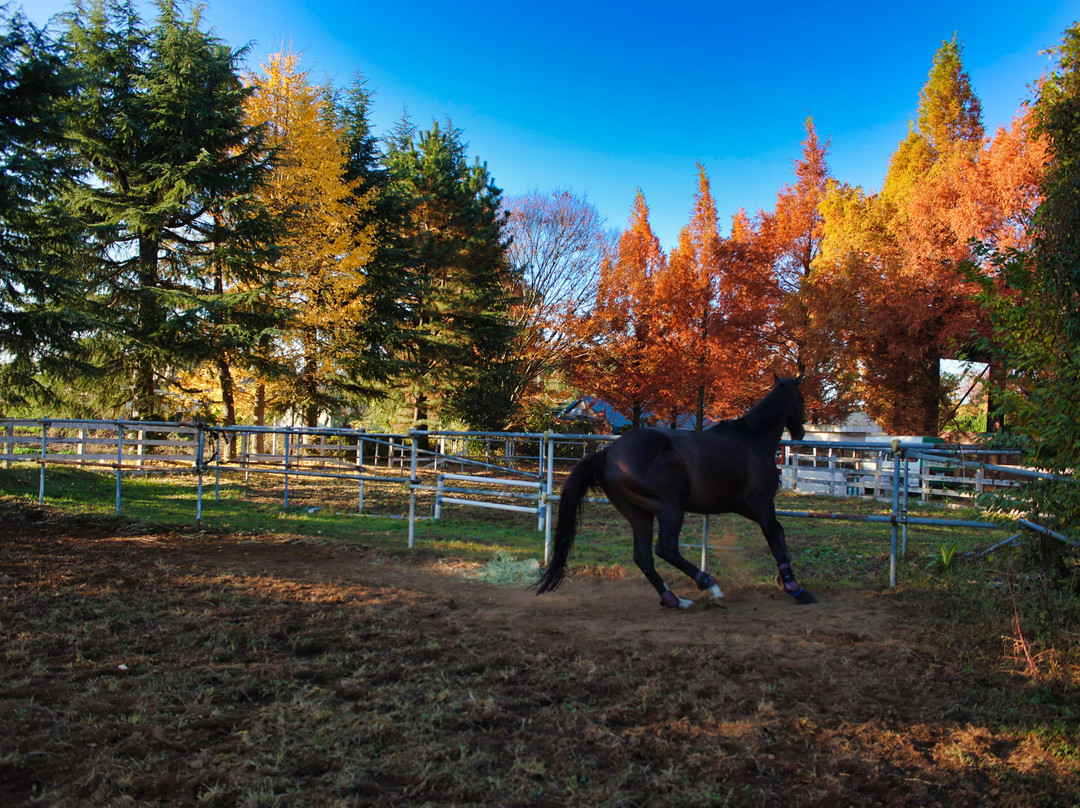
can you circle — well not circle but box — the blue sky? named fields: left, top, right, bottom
left=17, top=0, right=1080, bottom=251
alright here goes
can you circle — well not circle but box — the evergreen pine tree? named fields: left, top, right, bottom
left=61, top=0, right=282, bottom=420
left=0, top=8, right=86, bottom=411
left=148, top=5, right=285, bottom=432
left=383, top=119, right=519, bottom=433
left=334, top=76, right=411, bottom=396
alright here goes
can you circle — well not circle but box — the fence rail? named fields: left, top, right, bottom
left=2, top=418, right=1073, bottom=586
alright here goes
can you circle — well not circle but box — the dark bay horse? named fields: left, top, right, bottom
left=537, top=376, right=817, bottom=607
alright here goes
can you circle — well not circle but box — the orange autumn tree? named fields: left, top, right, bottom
left=756, top=119, right=856, bottom=423
left=708, top=208, right=779, bottom=414
left=652, top=165, right=731, bottom=429
left=814, top=36, right=991, bottom=434
left=970, top=108, right=1047, bottom=255
left=956, top=107, right=1048, bottom=429
left=569, top=190, right=666, bottom=428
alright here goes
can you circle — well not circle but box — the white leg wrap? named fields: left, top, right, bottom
left=707, top=583, right=724, bottom=600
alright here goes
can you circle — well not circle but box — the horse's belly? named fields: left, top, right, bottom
left=686, top=486, right=744, bottom=515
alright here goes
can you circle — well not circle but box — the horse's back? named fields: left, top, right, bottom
left=602, top=428, right=691, bottom=510
left=604, top=428, right=685, bottom=480
left=605, top=425, right=775, bottom=516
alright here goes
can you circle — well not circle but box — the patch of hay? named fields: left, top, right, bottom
left=464, top=551, right=540, bottom=586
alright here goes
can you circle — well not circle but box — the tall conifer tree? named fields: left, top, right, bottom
left=570, top=190, right=665, bottom=429
left=334, top=76, right=411, bottom=395
left=61, top=0, right=281, bottom=420
left=653, top=166, right=725, bottom=429
left=383, top=119, right=518, bottom=433
left=0, top=8, right=84, bottom=410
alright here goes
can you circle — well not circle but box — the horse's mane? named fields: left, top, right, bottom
left=707, top=416, right=747, bottom=433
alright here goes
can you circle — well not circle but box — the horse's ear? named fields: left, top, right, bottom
left=773, top=372, right=780, bottom=384
left=795, top=361, right=806, bottom=385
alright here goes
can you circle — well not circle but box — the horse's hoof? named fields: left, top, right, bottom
left=793, top=589, right=818, bottom=605
left=708, top=596, right=727, bottom=609
left=660, top=590, right=694, bottom=609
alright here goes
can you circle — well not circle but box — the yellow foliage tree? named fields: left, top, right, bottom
left=245, top=48, right=374, bottom=427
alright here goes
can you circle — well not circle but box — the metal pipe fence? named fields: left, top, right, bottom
left=2, top=418, right=1074, bottom=586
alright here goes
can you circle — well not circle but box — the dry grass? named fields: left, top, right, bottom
left=1, top=496, right=1079, bottom=807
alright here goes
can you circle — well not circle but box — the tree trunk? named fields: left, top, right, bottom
left=987, top=359, right=1006, bottom=433
left=216, top=356, right=237, bottom=459
left=409, top=391, right=432, bottom=452
left=212, top=255, right=237, bottom=458
left=132, top=237, right=161, bottom=420
left=917, top=358, right=942, bottom=436
left=302, top=350, right=319, bottom=428
left=254, top=384, right=266, bottom=455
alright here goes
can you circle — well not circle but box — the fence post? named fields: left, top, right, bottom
left=890, top=439, right=902, bottom=587
left=283, top=430, right=291, bottom=509
left=357, top=433, right=365, bottom=513
left=196, top=425, right=205, bottom=527
left=537, top=433, right=546, bottom=532
left=115, top=425, right=123, bottom=516
left=38, top=420, right=48, bottom=505
left=434, top=474, right=444, bottom=520
left=408, top=431, right=420, bottom=548
left=4, top=422, right=12, bottom=468
left=901, top=453, right=910, bottom=555
left=214, top=431, right=221, bottom=502
left=544, top=434, right=556, bottom=564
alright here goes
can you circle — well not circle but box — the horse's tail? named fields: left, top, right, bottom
left=536, top=448, right=607, bottom=594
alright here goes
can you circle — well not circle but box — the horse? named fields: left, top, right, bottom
left=536, top=375, right=817, bottom=607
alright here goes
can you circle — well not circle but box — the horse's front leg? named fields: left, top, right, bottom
left=756, top=506, right=818, bottom=605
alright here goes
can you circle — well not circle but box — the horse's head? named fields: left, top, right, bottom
left=774, top=374, right=805, bottom=441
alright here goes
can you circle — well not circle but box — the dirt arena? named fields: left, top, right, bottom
left=1, top=498, right=1077, bottom=807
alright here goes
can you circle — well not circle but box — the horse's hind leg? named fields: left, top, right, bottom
left=655, top=510, right=724, bottom=601
left=619, top=505, right=691, bottom=609
left=625, top=510, right=665, bottom=594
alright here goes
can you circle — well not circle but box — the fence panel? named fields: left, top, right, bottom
left=4, top=418, right=1074, bottom=586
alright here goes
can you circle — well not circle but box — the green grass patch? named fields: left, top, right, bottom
left=0, top=462, right=1010, bottom=580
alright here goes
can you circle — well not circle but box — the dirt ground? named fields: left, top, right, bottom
left=1, top=498, right=1078, bottom=807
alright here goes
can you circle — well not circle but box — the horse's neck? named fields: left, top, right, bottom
left=742, top=395, right=787, bottom=447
